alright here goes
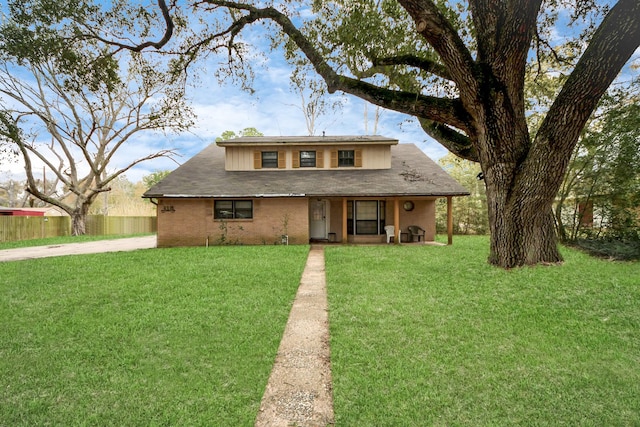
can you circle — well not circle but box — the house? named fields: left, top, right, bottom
left=143, top=135, right=469, bottom=247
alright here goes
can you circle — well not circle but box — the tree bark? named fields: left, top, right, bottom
left=484, top=160, right=562, bottom=267
left=71, top=208, right=87, bottom=236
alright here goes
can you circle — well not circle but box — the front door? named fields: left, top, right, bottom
left=309, top=199, right=328, bottom=240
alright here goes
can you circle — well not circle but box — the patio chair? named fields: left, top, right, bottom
left=407, top=225, right=425, bottom=242
left=384, top=225, right=395, bottom=243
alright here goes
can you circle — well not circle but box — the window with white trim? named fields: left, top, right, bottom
left=214, top=200, right=253, bottom=219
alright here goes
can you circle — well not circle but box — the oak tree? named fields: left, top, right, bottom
left=0, top=57, right=192, bottom=235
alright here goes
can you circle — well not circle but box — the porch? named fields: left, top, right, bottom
left=308, top=196, right=456, bottom=245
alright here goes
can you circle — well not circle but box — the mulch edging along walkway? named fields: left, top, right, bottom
left=255, top=245, right=334, bottom=426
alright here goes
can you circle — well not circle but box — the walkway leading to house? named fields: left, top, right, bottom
left=255, top=245, right=334, bottom=427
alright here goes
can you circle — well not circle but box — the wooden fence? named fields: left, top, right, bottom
left=85, top=216, right=157, bottom=236
left=0, top=215, right=156, bottom=242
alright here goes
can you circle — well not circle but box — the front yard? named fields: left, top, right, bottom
left=326, top=237, right=640, bottom=425
left=0, top=245, right=308, bottom=425
left=1, top=237, right=639, bottom=425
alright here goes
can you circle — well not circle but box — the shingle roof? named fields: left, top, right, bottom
left=143, top=143, right=469, bottom=198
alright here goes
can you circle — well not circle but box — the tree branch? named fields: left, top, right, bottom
left=204, top=1, right=471, bottom=134
left=418, top=118, right=478, bottom=162
left=397, top=0, right=477, bottom=94
left=370, top=54, right=452, bottom=81
left=88, top=0, right=175, bottom=53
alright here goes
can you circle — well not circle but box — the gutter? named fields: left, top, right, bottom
left=143, top=193, right=308, bottom=198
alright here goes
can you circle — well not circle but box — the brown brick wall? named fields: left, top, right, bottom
left=156, top=197, right=309, bottom=247
left=157, top=196, right=438, bottom=247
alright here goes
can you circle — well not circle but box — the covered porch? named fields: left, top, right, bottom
left=308, top=196, right=457, bottom=245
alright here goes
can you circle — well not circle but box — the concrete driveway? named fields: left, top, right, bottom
left=0, top=235, right=156, bottom=262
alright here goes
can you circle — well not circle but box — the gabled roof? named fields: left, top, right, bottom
left=143, top=143, right=469, bottom=199
left=216, top=135, right=398, bottom=147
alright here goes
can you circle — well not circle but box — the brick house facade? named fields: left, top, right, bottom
left=144, top=136, right=469, bottom=247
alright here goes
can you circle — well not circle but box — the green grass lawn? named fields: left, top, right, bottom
left=326, top=236, right=640, bottom=426
left=0, top=245, right=309, bottom=426
left=2, top=237, right=639, bottom=426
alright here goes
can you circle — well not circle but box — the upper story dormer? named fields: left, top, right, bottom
left=216, top=135, right=398, bottom=171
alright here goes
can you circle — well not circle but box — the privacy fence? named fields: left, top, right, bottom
left=0, top=216, right=157, bottom=242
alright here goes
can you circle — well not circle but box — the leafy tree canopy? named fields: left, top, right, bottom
left=215, top=127, right=264, bottom=142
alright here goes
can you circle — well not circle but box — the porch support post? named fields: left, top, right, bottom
left=447, top=196, right=453, bottom=245
left=393, top=197, right=400, bottom=243
left=342, top=198, right=348, bottom=243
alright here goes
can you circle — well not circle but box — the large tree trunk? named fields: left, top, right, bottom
left=70, top=206, right=88, bottom=236
left=485, top=172, right=562, bottom=267
left=478, top=111, right=565, bottom=267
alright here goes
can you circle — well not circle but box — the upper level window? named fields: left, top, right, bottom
left=214, top=200, right=253, bottom=219
left=338, top=150, right=355, bottom=167
left=261, top=151, right=278, bottom=168
left=300, top=151, right=316, bottom=167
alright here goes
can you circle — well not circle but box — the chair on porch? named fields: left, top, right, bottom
left=408, top=225, right=425, bottom=242
left=384, top=225, right=395, bottom=243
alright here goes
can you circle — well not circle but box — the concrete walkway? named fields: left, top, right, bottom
left=255, top=245, right=334, bottom=426
left=0, top=235, right=156, bottom=262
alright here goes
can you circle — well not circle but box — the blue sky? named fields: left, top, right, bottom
left=0, top=2, right=445, bottom=185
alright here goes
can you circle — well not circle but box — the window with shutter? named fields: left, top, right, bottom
left=292, top=150, right=300, bottom=168
left=261, top=151, right=278, bottom=168
left=338, top=150, right=354, bottom=167
left=300, top=151, right=316, bottom=167
left=355, top=149, right=363, bottom=167
left=330, top=150, right=338, bottom=168
left=316, top=150, right=324, bottom=168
